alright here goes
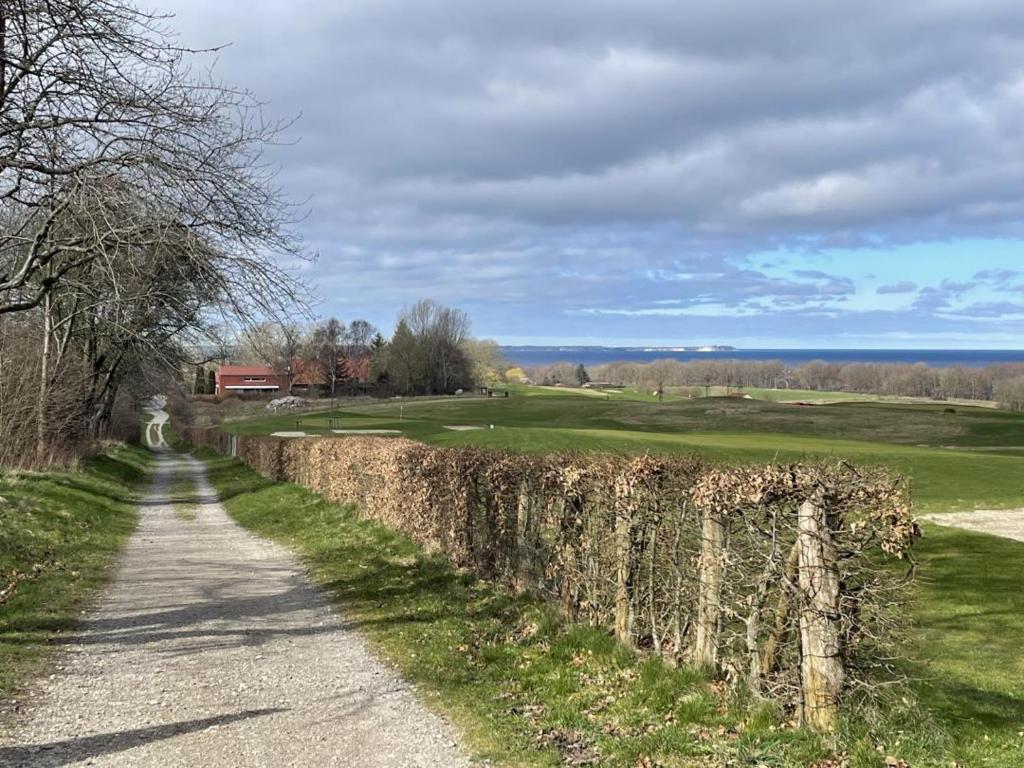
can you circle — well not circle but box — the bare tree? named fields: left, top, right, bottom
left=0, top=0, right=302, bottom=318
left=400, top=299, right=472, bottom=394
left=236, top=322, right=303, bottom=370
left=309, top=318, right=346, bottom=397
left=995, top=377, right=1024, bottom=412
left=346, top=319, right=376, bottom=354
left=463, top=338, right=508, bottom=386
left=0, top=0, right=307, bottom=464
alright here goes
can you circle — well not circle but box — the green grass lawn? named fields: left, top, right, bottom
left=695, top=385, right=1000, bottom=405
left=684, top=385, right=883, bottom=402
left=226, top=388, right=1024, bottom=514
left=903, top=524, right=1024, bottom=767
left=0, top=445, right=149, bottom=703
left=212, top=386, right=1024, bottom=765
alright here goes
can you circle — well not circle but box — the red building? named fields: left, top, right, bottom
left=289, top=357, right=326, bottom=393
left=343, top=355, right=371, bottom=383
left=288, top=355, right=373, bottom=395
left=215, top=365, right=290, bottom=396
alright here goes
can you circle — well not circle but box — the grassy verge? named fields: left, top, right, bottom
left=0, top=445, right=149, bottom=703
left=199, top=448, right=962, bottom=767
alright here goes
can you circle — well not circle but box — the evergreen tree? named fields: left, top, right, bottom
left=385, top=319, right=421, bottom=395
left=194, top=366, right=207, bottom=394
left=575, top=363, right=590, bottom=386
left=369, top=333, right=389, bottom=382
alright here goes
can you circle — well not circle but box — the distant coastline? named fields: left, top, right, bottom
left=500, top=347, right=1024, bottom=369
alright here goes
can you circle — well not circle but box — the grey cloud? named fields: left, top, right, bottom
left=945, top=301, right=1024, bottom=318
left=877, top=281, right=918, bottom=294
left=167, top=0, right=1024, bottom=235
left=974, top=269, right=1022, bottom=286
left=160, top=0, right=1024, bottom=342
left=911, top=287, right=953, bottom=312
left=938, top=279, right=977, bottom=294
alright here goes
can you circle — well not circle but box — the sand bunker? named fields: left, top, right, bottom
left=271, top=431, right=307, bottom=438
left=331, top=429, right=402, bottom=435
left=443, top=425, right=483, bottom=431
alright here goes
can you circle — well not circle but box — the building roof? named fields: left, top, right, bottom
left=218, top=365, right=283, bottom=377
left=290, top=357, right=326, bottom=387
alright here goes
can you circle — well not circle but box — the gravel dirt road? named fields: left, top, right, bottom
left=0, top=443, right=468, bottom=767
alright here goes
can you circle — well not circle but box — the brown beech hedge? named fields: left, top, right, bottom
left=184, top=427, right=919, bottom=731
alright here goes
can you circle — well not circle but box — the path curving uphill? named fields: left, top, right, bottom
left=143, top=396, right=169, bottom=451
left=0, top=404, right=467, bottom=767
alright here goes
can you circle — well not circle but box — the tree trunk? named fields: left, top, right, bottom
left=798, top=498, right=843, bottom=732
left=35, top=289, right=52, bottom=464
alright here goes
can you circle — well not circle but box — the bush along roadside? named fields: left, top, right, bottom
left=195, top=446, right=933, bottom=767
left=184, top=427, right=919, bottom=735
left=0, top=445, right=149, bottom=705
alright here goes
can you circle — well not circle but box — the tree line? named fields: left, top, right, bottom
left=216, top=300, right=507, bottom=398
left=0, top=0, right=300, bottom=466
left=526, top=358, right=1024, bottom=407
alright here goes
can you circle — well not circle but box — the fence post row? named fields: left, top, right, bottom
left=178, top=427, right=912, bottom=736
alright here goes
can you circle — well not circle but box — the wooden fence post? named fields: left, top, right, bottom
left=514, top=484, right=532, bottom=592
left=798, top=497, right=843, bottom=732
left=614, top=505, right=633, bottom=645
left=694, top=507, right=725, bottom=669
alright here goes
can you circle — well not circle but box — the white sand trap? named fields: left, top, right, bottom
left=331, top=428, right=402, bottom=435
left=271, top=431, right=307, bottom=437
left=444, top=425, right=483, bottom=431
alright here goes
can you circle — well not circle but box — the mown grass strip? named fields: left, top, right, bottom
left=901, top=524, right=1024, bottom=767
left=0, top=445, right=149, bottom=703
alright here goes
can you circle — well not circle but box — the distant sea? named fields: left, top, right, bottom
left=501, top=347, right=1024, bottom=369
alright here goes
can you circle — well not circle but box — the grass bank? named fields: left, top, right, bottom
left=0, top=445, right=149, bottom=704
left=199, top=448, right=968, bottom=767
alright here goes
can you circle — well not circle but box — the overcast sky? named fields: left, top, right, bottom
left=164, top=0, right=1024, bottom=348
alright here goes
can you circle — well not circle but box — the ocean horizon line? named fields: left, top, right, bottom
left=500, top=346, right=1024, bottom=369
